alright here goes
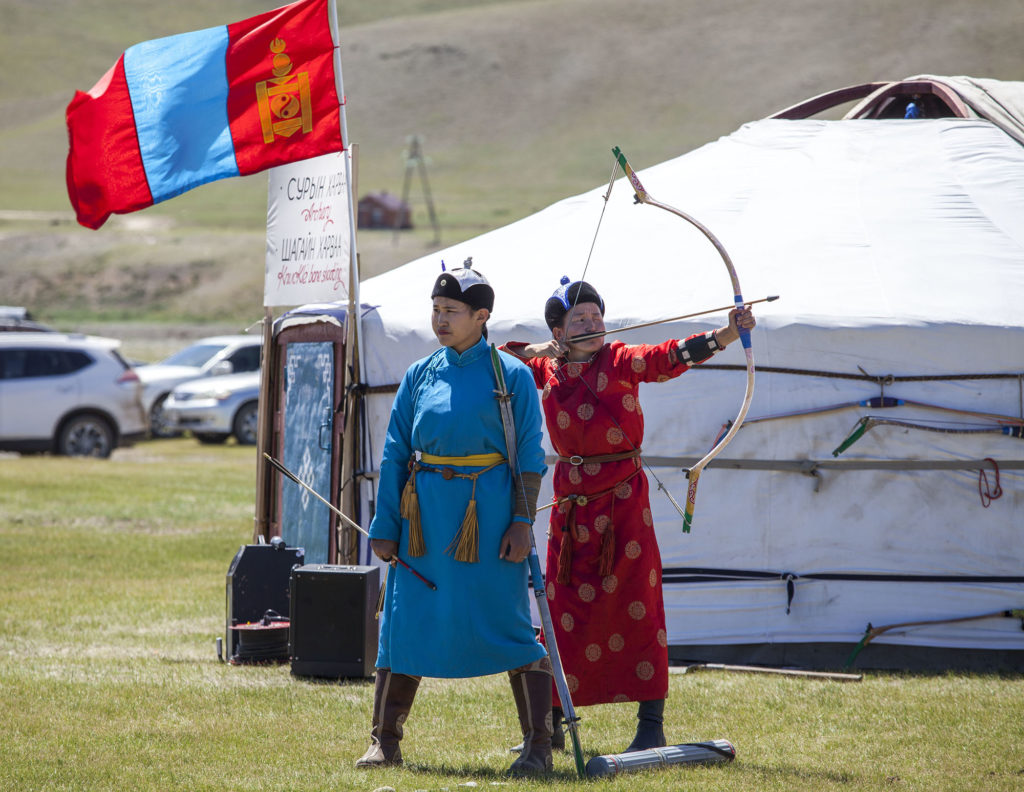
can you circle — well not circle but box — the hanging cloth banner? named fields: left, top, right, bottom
left=264, top=150, right=351, bottom=306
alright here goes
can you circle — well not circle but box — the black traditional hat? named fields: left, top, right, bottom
left=431, top=257, right=494, bottom=312
left=544, top=275, right=605, bottom=329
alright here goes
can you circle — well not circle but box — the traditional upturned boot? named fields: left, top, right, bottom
left=355, top=668, right=421, bottom=768
left=624, top=698, right=667, bottom=753
left=507, top=659, right=554, bottom=776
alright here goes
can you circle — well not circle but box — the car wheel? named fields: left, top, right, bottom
left=233, top=401, right=260, bottom=445
left=195, top=433, right=229, bottom=445
left=57, top=414, right=115, bottom=458
left=149, top=394, right=182, bottom=438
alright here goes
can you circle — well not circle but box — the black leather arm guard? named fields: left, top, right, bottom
left=675, top=330, right=724, bottom=367
left=514, top=471, right=543, bottom=523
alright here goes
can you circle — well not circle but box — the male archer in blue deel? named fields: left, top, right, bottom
left=356, top=260, right=554, bottom=776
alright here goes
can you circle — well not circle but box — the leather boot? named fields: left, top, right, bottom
left=510, top=706, right=565, bottom=753
left=551, top=706, right=565, bottom=752
left=355, top=668, right=421, bottom=768
left=624, top=698, right=667, bottom=753
left=507, top=659, right=554, bottom=776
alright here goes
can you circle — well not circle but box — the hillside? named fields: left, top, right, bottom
left=1, top=0, right=1022, bottom=326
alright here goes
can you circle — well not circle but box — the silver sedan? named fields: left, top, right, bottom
left=163, top=371, right=261, bottom=445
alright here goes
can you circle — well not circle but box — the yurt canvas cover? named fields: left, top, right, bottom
left=283, top=89, right=1024, bottom=669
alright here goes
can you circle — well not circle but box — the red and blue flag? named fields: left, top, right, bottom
left=65, top=0, right=343, bottom=229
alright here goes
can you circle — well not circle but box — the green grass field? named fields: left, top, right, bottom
left=1, top=439, right=1022, bottom=791
left=2, top=3, right=1024, bottom=786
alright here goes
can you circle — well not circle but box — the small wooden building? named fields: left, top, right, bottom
left=357, top=191, right=412, bottom=229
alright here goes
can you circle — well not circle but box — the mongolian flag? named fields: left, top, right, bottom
left=65, top=0, right=343, bottom=230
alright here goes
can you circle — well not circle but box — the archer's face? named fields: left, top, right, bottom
left=555, top=302, right=605, bottom=360
left=432, top=297, right=488, bottom=354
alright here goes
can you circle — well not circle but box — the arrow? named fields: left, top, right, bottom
left=568, top=295, right=778, bottom=344
left=263, top=452, right=438, bottom=591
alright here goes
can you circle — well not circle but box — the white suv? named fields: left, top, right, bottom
left=0, top=333, right=147, bottom=457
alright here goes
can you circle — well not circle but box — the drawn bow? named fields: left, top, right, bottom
left=612, top=147, right=755, bottom=532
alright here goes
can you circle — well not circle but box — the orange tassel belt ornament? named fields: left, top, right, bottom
left=553, top=452, right=642, bottom=586
left=399, top=452, right=506, bottom=563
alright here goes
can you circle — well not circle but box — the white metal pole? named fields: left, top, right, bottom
left=328, top=0, right=363, bottom=375
left=328, top=0, right=368, bottom=551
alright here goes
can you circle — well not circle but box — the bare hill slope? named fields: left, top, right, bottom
left=1, top=0, right=1021, bottom=324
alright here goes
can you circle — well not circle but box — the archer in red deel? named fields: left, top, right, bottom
left=501, top=278, right=756, bottom=753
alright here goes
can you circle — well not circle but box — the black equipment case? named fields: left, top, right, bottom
left=289, top=564, right=380, bottom=679
left=224, top=540, right=305, bottom=660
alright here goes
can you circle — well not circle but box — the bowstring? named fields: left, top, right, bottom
left=560, top=152, right=687, bottom=519
left=574, top=157, right=620, bottom=296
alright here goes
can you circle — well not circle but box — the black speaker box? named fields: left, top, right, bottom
left=225, top=542, right=305, bottom=660
left=289, top=564, right=380, bottom=679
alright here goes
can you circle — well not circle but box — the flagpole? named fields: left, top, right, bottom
left=329, top=0, right=366, bottom=562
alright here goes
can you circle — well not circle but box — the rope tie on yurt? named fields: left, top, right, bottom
left=856, top=367, right=896, bottom=402
left=784, top=574, right=797, bottom=615
left=664, top=568, right=1024, bottom=624
left=978, top=457, right=1003, bottom=507
left=366, top=367, right=1024, bottom=399
left=698, top=363, right=1024, bottom=384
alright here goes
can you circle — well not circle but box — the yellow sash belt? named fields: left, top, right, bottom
left=400, top=452, right=507, bottom=563
left=419, top=452, right=505, bottom=466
